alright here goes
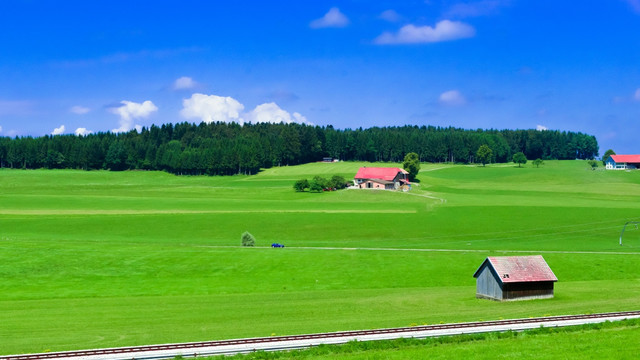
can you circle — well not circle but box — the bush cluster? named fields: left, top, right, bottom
left=241, top=231, right=256, bottom=247
left=294, top=175, right=349, bottom=192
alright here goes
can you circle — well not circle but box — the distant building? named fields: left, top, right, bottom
left=473, top=255, right=558, bottom=301
left=353, top=167, right=409, bottom=190
left=605, top=155, right=640, bottom=170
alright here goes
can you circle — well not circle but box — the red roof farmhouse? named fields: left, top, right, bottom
left=605, top=154, right=640, bottom=170
left=354, top=167, right=409, bottom=190
left=473, top=255, right=558, bottom=301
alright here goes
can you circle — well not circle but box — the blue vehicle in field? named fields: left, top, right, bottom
left=271, top=243, right=285, bottom=248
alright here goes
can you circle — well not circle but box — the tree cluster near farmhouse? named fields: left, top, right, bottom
left=402, top=152, right=420, bottom=180
left=295, top=175, right=348, bottom=192
left=0, top=122, right=598, bottom=175
left=602, top=149, right=615, bottom=165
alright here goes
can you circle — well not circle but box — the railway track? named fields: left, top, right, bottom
left=3, top=310, right=640, bottom=360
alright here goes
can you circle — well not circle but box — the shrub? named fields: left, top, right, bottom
left=513, top=152, right=527, bottom=167
left=309, top=181, right=324, bottom=192
left=329, top=175, right=347, bottom=189
left=300, top=174, right=348, bottom=193
left=241, top=231, right=256, bottom=247
left=312, top=176, right=328, bottom=189
left=533, top=158, right=544, bottom=168
left=293, top=179, right=309, bottom=192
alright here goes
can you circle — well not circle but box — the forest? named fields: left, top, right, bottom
left=0, top=122, right=599, bottom=175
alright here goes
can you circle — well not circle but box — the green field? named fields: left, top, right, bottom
left=1, top=161, right=640, bottom=355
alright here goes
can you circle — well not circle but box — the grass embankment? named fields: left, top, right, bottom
left=223, top=319, right=640, bottom=359
left=1, top=161, right=639, bottom=354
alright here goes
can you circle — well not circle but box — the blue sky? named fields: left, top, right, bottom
left=1, top=1, right=640, bottom=155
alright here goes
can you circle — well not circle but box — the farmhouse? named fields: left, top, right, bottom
left=473, top=255, right=558, bottom=301
left=353, top=167, right=409, bottom=190
left=605, top=155, right=640, bottom=170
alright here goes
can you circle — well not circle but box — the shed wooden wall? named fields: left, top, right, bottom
left=475, top=264, right=503, bottom=300
left=503, top=282, right=554, bottom=300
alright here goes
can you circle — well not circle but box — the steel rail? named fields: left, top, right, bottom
left=3, top=310, right=640, bottom=360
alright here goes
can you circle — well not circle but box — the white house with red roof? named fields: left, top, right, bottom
left=605, top=154, right=640, bottom=170
left=353, top=167, right=409, bottom=190
left=473, top=255, right=558, bottom=301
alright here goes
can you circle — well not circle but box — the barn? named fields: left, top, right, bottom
left=353, top=167, right=410, bottom=190
left=605, top=154, right=640, bottom=170
left=473, top=255, right=558, bottom=301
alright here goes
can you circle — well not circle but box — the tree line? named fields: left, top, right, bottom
left=0, top=122, right=599, bottom=175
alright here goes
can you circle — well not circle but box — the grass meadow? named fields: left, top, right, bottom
left=1, top=160, right=640, bottom=355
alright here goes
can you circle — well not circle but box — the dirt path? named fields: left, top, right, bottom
left=0, top=209, right=416, bottom=215
left=401, top=190, right=447, bottom=203
left=198, top=245, right=640, bottom=256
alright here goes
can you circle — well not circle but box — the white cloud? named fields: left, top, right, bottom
left=70, top=105, right=90, bottom=114
left=613, top=89, right=640, bottom=104
left=612, top=96, right=626, bottom=104
left=109, top=100, right=158, bottom=133
left=601, top=131, right=617, bottom=141
left=379, top=9, right=402, bottom=22
left=625, top=0, right=640, bottom=13
left=54, top=47, right=204, bottom=68
left=0, top=100, right=34, bottom=116
left=445, top=0, right=507, bottom=18
left=75, top=127, right=93, bottom=136
left=439, top=90, right=466, bottom=106
left=374, top=20, right=475, bottom=44
left=173, top=76, right=197, bottom=90
left=0, top=125, right=2, bottom=133
left=180, top=93, right=244, bottom=124
left=180, top=94, right=311, bottom=126
left=536, top=125, right=548, bottom=131
left=268, top=89, right=300, bottom=103
left=247, top=102, right=313, bottom=125
left=51, top=125, right=66, bottom=135
left=310, top=7, right=349, bottom=28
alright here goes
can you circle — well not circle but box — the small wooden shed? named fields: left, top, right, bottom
left=473, top=255, right=557, bottom=301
